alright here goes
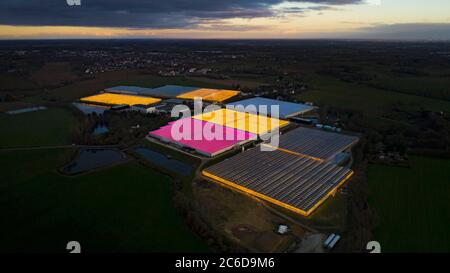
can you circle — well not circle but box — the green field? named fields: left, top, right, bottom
left=368, top=156, right=450, bottom=252
left=0, top=107, right=77, bottom=148
left=0, top=74, right=37, bottom=91
left=0, top=149, right=208, bottom=253
left=29, top=62, right=77, bottom=88
left=367, top=73, right=450, bottom=101
left=297, top=75, right=450, bottom=117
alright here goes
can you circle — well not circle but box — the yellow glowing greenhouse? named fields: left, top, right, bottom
left=80, top=93, right=161, bottom=106
left=177, top=88, right=240, bottom=102
left=192, top=108, right=289, bottom=135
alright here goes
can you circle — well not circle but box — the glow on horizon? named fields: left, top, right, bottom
left=1, top=0, right=450, bottom=39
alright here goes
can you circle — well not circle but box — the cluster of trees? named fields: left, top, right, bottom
left=249, top=77, right=308, bottom=99
left=316, top=104, right=449, bottom=251
left=319, top=105, right=450, bottom=158
left=401, top=111, right=450, bottom=157
left=71, top=110, right=171, bottom=146
left=339, top=139, right=375, bottom=252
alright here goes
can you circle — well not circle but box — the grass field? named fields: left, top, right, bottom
left=367, top=73, right=450, bottom=101
left=29, top=62, right=78, bottom=88
left=0, top=101, right=36, bottom=113
left=0, top=74, right=37, bottom=91
left=0, top=107, right=77, bottom=148
left=0, top=149, right=209, bottom=253
left=297, top=75, right=450, bottom=116
left=368, top=156, right=450, bottom=252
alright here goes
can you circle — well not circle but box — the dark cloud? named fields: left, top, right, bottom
left=353, top=23, right=450, bottom=40
left=0, top=0, right=363, bottom=29
left=198, top=23, right=269, bottom=32
left=278, top=5, right=338, bottom=14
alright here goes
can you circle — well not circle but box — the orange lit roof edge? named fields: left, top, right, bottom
left=202, top=169, right=354, bottom=217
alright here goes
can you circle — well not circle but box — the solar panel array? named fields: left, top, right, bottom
left=203, top=147, right=353, bottom=216
left=272, top=127, right=359, bottom=161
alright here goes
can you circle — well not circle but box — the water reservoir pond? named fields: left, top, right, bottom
left=63, top=148, right=127, bottom=174
left=93, top=125, right=109, bottom=135
left=134, top=147, right=193, bottom=176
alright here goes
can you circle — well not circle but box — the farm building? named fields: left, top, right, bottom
left=202, top=146, right=354, bottom=216
left=191, top=108, right=289, bottom=136
left=138, top=85, right=200, bottom=98
left=226, top=97, right=314, bottom=119
left=148, top=108, right=288, bottom=157
left=105, top=86, right=153, bottom=95
left=202, top=126, right=359, bottom=216
left=148, top=118, right=257, bottom=157
left=103, top=85, right=240, bottom=102
left=265, top=127, right=359, bottom=162
left=177, top=88, right=240, bottom=102
left=72, top=102, right=108, bottom=115
left=80, top=93, right=161, bottom=107
left=131, top=104, right=158, bottom=114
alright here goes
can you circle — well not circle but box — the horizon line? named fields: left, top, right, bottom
left=1, top=37, right=450, bottom=43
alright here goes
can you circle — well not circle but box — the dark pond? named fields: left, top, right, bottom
left=93, top=125, right=109, bottom=135
left=134, top=147, right=193, bottom=176
left=63, top=148, right=127, bottom=174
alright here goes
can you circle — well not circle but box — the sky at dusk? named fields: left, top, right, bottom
left=1, top=0, right=450, bottom=40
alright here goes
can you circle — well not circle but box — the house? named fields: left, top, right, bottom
left=277, top=225, right=289, bottom=235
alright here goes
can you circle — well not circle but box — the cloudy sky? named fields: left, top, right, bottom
left=0, top=0, right=449, bottom=40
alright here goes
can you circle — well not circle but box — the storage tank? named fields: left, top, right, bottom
left=324, top=233, right=336, bottom=247
left=327, top=235, right=341, bottom=249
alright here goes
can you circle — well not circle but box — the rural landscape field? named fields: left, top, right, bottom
left=0, top=107, right=208, bottom=252
left=368, top=156, right=450, bottom=252
left=1, top=38, right=449, bottom=254
left=4, top=0, right=450, bottom=259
